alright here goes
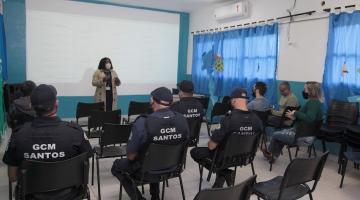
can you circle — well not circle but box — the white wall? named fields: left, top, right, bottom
left=187, top=0, right=360, bottom=82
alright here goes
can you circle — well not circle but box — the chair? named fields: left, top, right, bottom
left=197, top=131, right=261, bottom=191
left=253, top=110, right=270, bottom=149
left=340, top=125, right=360, bottom=188
left=195, top=96, right=211, bottom=137
left=253, top=151, right=329, bottom=200
left=267, top=106, right=300, bottom=130
left=193, top=175, right=256, bottom=200
left=206, top=102, right=230, bottom=136
left=317, top=100, right=359, bottom=171
left=76, top=102, right=104, bottom=127
left=17, top=153, right=90, bottom=200
left=286, top=120, right=322, bottom=161
left=86, top=109, right=121, bottom=139
left=92, top=123, right=131, bottom=200
left=187, top=117, right=203, bottom=147
left=119, top=142, right=188, bottom=200
left=123, top=101, right=151, bottom=124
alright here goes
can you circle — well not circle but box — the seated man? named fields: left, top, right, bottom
left=268, top=81, right=299, bottom=126
left=171, top=80, right=204, bottom=140
left=8, top=80, right=37, bottom=129
left=111, top=87, right=190, bottom=200
left=2, top=84, right=92, bottom=200
left=191, top=88, right=263, bottom=188
left=247, top=81, right=271, bottom=112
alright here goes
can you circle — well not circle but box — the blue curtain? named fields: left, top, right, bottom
left=0, top=12, right=7, bottom=81
left=323, top=11, right=360, bottom=105
left=192, top=24, right=278, bottom=105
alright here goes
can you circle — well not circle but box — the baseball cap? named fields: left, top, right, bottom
left=177, top=80, right=194, bottom=93
left=151, top=87, right=173, bottom=106
left=31, top=84, right=57, bottom=109
left=230, top=88, right=249, bottom=99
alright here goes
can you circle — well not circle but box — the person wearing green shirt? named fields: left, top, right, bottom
left=262, top=81, right=323, bottom=161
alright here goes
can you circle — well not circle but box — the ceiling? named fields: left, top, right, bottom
left=100, top=0, right=232, bottom=12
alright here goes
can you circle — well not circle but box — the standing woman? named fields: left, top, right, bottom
left=92, top=57, right=121, bottom=111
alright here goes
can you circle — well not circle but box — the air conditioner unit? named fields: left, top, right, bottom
left=214, top=1, right=249, bottom=20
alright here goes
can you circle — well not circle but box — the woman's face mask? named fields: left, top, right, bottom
left=105, top=63, right=111, bottom=70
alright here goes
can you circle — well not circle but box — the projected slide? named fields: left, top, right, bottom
left=26, top=0, right=179, bottom=96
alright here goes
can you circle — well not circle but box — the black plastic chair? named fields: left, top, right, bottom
left=18, top=153, right=90, bottom=200
left=253, top=110, right=270, bottom=149
left=119, top=142, right=187, bottom=200
left=198, top=131, right=261, bottom=191
left=286, top=120, right=322, bottom=161
left=253, top=151, right=329, bottom=200
left=317, top=100, right=359, bottom=171
left=193, top=175, right=256, bottom=200
left=92, top=123, right=131, bottom=200
left=340, top=125, right=360, bottom=188
left=76, top=102, right=104, bottom=127
left=123, top=101, right=151, bottom=124
left=206, top=102, right=230, bottom=137
left=86, top=109, right=121, bottom=139
left=187, top=117, right=203, bottom=147
left=194, top=96, right=210, bottom=136
left=267, top=106, right=300, bottom=130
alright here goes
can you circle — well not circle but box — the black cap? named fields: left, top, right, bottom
left=151, top=87, right=173, bottom=106
left=230, top=88, right=249, bottom=99
left=177, top=80, right=194, bottom=93
left=31, top=84, right=57, bottom=108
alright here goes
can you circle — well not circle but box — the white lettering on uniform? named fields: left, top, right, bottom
left=32, top=144, right=56, bottom=151
left=239, top=126, right=253, bottom=131
left=160, top=128, right=176, bottom=134
left=153, top=134, right=182, bottom=141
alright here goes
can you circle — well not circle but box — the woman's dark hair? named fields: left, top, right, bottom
left=255, top=81, right=267, bottom=96
left=21, top=80, right=36, bottom=96
left=98, top=57, right=113, bottom=70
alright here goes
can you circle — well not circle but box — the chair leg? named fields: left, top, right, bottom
left=312, top=145, right=317, bottom=157
left=166, top=180, right=169, bottom=188
left=199, top=165, right=204, bottom=192
left=96, top=157, right=101, bottom=200
left=141, top=185, right=144, bottom=194
left=340, top=158, right=348, bottom=188
left=119, top=184, right=122, bottom=200
left=308, top=146, right=312, bottom=158
left=322, top=140, right=327, bottom=153
left=91, top=153, right=95, bottom=185
left=287, top=147, right=293, bottom=162
left=161, top=181, right=166, bottom=200
left=206, top=123, right=211, bottom=137
left=295, top=147, right=299, bottom=158
left=269, top=160, right=273, bottom=172
left=179, top=175, right=186, bottom=200
left=309, top=192, right=313, bottom=200
left=251, top=162, right=256, bottom=176
left=9, top=181, right=12, bottom=200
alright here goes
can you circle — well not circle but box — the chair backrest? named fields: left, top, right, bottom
left=194, top=175, right=257, bottom=200
left=140, top=143, right=186, bottom=176
left=217, top=131, right=260, bottom=169
left=101, top=123, right=132, bottom=147
left=326, top=100, right=359, bottom=128
left=211, top=102, right=229, bottom=122
left=187, top=117, right=203, bottom=147
left=128, top=101, right=150, bottom=118
left=195, top=96, right=210, bottom=113
left=345, top=126, right=360, bottom=149
left=294, top=120, right=322, bottom=140
left=20, top=152, right=89, bottom=195
left=76, top=102, right=104, bottom=120
left=253, top=110, right=269, bottom=129
left=88, top=109, right=121, bottom=129
left=280, top=152, right=329, bottom=194
left=221, top=96, right=231, bottom=104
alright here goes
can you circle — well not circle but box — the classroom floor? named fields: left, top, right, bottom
left=1, top=124, right=360, bottom=200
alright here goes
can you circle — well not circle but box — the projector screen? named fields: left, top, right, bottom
left=26, top=0, right=180, bottom=96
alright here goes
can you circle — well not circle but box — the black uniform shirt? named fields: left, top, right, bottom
left=3, top=116, right=92, bottom=166
left=210, top=109, right=263, bottom=144
left=127, top=108, right=189, bottom=155
left=171, top=97, right=204, bottom=120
